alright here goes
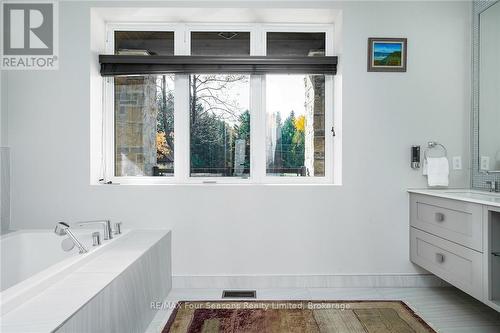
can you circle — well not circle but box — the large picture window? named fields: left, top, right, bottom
left=103, top=24, right=336, bottom=184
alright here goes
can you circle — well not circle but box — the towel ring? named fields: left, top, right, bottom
left=424, top=141, right=447, bottom=160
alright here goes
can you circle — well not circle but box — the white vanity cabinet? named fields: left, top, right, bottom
left=409, top=190, right=500, bottom=312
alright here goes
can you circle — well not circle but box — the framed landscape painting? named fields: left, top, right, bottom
left=367, top=38, right=407, bottom=72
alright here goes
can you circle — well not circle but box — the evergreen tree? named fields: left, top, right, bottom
left=292, top=116, right=305, bottom=168
left=281, top=111, right=297, bottom=168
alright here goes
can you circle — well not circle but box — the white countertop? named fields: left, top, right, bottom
left=408, top=188, right=500, bottom=208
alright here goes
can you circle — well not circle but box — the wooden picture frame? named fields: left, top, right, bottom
left=367, top=38, right=407, bottom=72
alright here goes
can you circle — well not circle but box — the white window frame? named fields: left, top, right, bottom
left=104, top=23, right=181, bottom=185
left=261, top=24, right=335, bottom=184
left=102, top=23, right=337, bottom=185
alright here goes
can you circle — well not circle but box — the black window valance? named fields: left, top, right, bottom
left=99, top=55, right=338, bottom=76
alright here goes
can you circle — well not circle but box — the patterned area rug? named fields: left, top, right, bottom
left=162, top=301, right=435, bottom=332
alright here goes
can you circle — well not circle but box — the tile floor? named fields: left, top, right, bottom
left=145, top=287, right=500, bottom=333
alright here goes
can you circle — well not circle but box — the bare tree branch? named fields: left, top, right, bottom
left=191, top=74, right=248, bottom=124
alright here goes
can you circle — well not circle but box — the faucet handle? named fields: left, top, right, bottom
left=113, top=222, right=122, bottom=235
left=486, top=181, right=497, bottom=192
left=92, top=232, right=101, bottom=246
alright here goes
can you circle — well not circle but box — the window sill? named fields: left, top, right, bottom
left=91, top=180, right=341, bottom=187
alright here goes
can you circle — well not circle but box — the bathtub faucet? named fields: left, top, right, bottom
left=54, top=222, right=88, bottom=254
left=75, top=219, right=113, bottom=240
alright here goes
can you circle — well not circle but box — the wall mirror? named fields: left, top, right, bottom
left=479, top=1, right=500, bottom=173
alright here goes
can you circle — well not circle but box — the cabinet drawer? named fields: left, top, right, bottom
left=410, top=194, right=483, bottom=251
left=410, top=227, right=483, bottom=300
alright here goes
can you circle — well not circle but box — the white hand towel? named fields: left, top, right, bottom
left=426, top=157, right=449, bottom=187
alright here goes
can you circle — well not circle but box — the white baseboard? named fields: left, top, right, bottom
left=172, top=274, right=448, bottom=289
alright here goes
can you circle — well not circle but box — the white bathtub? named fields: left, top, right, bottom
left=0, top=229, right=128, bottom=315
left=1, top=229, right=171, bottom=332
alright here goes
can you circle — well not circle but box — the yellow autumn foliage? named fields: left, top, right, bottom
left=156, top=132, right=170, bottom=159
left=294, top=115, right=306, bottom=132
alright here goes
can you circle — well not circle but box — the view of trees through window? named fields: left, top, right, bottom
left=189, top=74, right=250, bottom=177
left=114, top=31, right=176, bottom=177
left=114, top=75, right=174, bottom=177
left=112, top=29, right=329, bottom=180
left=266, top=74, right=326, bottom=177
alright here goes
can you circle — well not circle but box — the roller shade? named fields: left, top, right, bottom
left=99, top=55, right=338, bottom=76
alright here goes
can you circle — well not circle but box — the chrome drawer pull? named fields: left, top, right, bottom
left=436, top=253, right=445, bottom=263
left=435, top=212, right=445, bottom=222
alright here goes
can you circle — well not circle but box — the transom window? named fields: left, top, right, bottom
left=103, top=24, right=336, bottom=184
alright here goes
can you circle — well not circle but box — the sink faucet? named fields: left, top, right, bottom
left=486, top=181, right=499, bottom=192
left=54, top=222, right=88, bottom=254
left=75, top=219, right=113, bottom=240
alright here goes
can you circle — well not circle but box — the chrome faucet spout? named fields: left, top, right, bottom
left=75, top=219, right=113, bottom=240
